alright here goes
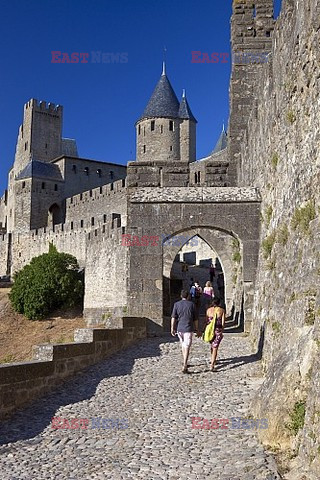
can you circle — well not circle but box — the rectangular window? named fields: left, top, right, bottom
left=80, top=219, right=84, bottom=228
left=71, top=221, right=74, bottom=230
left=41, top=182, right=45, bottom=189
left=151, top=120, right=155, bottom=131
left=138, top=125, right=141, bottom=135
left=169, top=120, right=174, bottom=131
left=91, top=217, right=94, bottom=226
left=103, top=214, right=107, bottom=223
left=143, top=145, right=146, bottom=153
left=54, top=184, right=58, bottom=191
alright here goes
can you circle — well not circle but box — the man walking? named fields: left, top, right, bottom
left=171, top=290, right=199, bottom=374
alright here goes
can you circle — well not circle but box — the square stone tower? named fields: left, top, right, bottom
left=228, top=0, right=275, bottom=185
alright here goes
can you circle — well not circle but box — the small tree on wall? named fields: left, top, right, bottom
left=10, top=243, right=84, bottom=320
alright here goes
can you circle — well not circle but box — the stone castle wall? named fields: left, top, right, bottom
left=235, top=0, right=320, bottom=477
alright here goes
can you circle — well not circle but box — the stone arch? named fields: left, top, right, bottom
left=48, top=203, right=62, bottom=228
left=162, top=227, right=243, bottom=325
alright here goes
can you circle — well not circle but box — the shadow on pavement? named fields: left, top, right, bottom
left=0, top=336, right=177, bottom=446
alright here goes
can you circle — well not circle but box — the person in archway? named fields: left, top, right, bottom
left=190, top=280, right=202, bottom=320
left=171, top=289, right=199, bottom=374
left=203, top=281, right=215, bottom=309
left=205, top=297, right=225, bottom=372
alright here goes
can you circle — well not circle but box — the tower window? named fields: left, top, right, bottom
left=122, top=178, right=125, bottom=187
left=194, top=172, right=197, bottom=184
left=24, top=142, right=28, bottom=151
left=170, top=146, right=173, bottom=151
left=143, top=127, right=146, bottom=136
left=97, top=168, right=102, bottom=177
left=197, top=172, right=201, bottom=184
left=90, top=190, right=92, bottom=197
left=71, top=221, right=74, bottom=230
left=151, top=120, right=155, bottom=131
left=84, top=167, right=89, bottom=175
left=138, top=125, right=141, bottom=135
left=54, top=184, right=58, bottom=191
left=169, top=120, right=174, bottom=131
left=91, top=217, right=95, bottom=226
left=42, top=182, right=45, bottom=189
left=72, top=164, right=77, bottom=173
left=103, top=214, right=107, bottom=223
left=160, top=125, right=163, bottom=133
left=143, top=145, right=146, bottom=153
left=80, top=219, right=84, bottom=228
left=266, top=31, right=271, bottom=37
left=80, top=193, right=83, bottom=200
left=22, top=181, right=26, bottom=189
left=99, top=186, right=103, bottom=194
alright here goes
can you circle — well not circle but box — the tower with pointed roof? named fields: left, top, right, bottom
left=135, top=63, right=196, bottom=163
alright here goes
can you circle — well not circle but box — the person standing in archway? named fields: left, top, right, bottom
left=205, top=297, right=225, bottom=371
left=171, top=289, right=199, bottom=374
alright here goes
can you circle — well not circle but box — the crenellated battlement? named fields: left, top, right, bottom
left=66, top=178, right=126, bottom=207
left=24, top=98, right=63, bottom=114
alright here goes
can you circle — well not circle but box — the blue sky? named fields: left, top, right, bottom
left=0, top=0, right=282, bottom=195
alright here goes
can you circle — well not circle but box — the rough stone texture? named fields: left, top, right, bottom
left=0, top=319, right=146, bottom=420
left=0, top=334, right=281, bottom=480
left=230, top=0, right=320, bottom=478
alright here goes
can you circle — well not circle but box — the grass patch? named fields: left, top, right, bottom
left=286, top=401, right=306, bottom=435
left=267, top=257, right=276, bottom=271
left=232, top=251, right=241, bottom=263
left=265, top=205, right=273, bottom=227
left=278, top=224, right=289, bottom=246
left=305, top=297, right=316, bottom=326
left=287, top=110, right=296, bottom=124
left=272, top=321, right=281, bottom=334
left=271, top=153, right=279, bottom=170
left=262, top=231, right=276, bottom=259
left=0, top=354, right=16, bottom=364
left=291, top=200, right=316, bottom=234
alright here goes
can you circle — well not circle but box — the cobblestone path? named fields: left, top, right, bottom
left=0, top=334, right=281, bottom=480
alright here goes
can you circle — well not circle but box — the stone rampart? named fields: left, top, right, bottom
left=0, top=317, right=146, bottom=420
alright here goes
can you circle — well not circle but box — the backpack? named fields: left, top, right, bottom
left=194, top=286, right=201, bottom=298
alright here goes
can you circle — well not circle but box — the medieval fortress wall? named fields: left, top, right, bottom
left=234, top=0, right=320, bottom=477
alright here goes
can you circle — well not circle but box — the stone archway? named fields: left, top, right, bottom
left=48, top=203, right=62, bottom=228
left=162, top=227, right=243, bottom=329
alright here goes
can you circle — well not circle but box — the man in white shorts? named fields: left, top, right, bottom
left=171, top=290, right=199, bottom=373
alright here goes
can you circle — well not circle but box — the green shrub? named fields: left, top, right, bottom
left=262, top=231, right=276, bottom=259
left=10, top=244, right=84, bottom=320
left=291, top=200, right=316, bottom=234
left=286, top=401, right=306, bottom=435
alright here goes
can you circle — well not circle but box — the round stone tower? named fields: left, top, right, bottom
left=136, top=63, right=196, bottom=163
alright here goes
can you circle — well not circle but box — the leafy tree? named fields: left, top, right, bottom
left=10, top=244, right=84, bottom=320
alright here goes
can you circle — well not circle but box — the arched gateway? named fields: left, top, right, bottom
left=125, top=185, right=261, bottom=334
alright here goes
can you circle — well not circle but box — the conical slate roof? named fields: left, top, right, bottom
left=138, top=67, right=180, bottom=121
left=178, top=91, right=197, bottom=122
left=212, top=127, right=227, bottom=153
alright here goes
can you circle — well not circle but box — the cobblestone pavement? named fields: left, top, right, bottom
left=0, top=334, right=281, bottom=480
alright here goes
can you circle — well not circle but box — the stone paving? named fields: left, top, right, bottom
left=0, top=333, right=281, bottom=480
